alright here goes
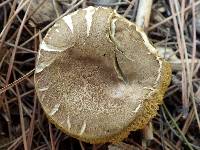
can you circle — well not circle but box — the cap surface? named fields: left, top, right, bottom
left=34, top=6, right=171, bottom=144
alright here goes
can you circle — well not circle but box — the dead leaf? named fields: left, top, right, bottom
left=18, top=0, right=62, bottom=24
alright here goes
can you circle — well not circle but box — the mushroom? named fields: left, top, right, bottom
left=34, top=6, right=171, bottom=144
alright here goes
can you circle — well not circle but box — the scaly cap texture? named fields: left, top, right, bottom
left=34, top=6, right=171, bottom=144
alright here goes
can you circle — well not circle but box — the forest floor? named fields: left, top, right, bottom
left=0, top=0, right=200, bottom=149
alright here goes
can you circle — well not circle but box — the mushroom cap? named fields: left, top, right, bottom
left=34, top=6, right=171, bottom=144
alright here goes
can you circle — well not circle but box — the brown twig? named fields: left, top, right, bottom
left=147, top=1, right=200, bottom=31
left=14, top=72, right=28, bottom=150
left=169, top=0, right=188, bottom=117
left=49, top=123, right=56, bottom=150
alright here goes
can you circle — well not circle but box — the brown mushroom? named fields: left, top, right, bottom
left=34, top=6, right=171, bottom=144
